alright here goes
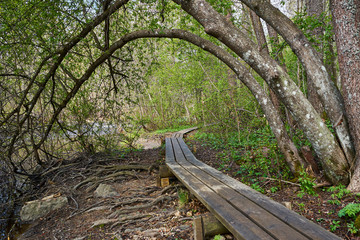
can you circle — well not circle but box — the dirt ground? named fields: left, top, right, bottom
left=14, top=146, right=213, bottom=240
left=11, top=134, right=360, bottom=240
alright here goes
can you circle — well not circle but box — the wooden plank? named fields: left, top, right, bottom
left=165, top=138, right=175, bottom=162
left=169, top=138, right=274, bottom=240
left=171, top=127, right=198, bottom=138
left=176, top=138, right=341, bottom=240
left=172, top=138, right=307, bottom=240
left=193, top=215, right=204, bottom=240
left=166, top=160, right=274, bottom=240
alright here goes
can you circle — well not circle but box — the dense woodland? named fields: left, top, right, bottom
left=0, top=0, right=360, bottom=237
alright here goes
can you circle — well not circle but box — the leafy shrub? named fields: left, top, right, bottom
left=338, top=203, right=360, bottom=218
left=298, top=170, right=317, bottom=196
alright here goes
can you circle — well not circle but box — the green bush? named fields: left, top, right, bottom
left=338, top=203, right=360, bottom=218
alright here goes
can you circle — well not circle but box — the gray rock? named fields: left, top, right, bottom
left=94, top=184, right=119, bottom=198
left=20, top=194, right=68, bottom=221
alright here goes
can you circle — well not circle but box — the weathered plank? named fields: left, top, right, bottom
left=175, top=138, right=340, bottom=240
left=171, top=138, right=308, bottom=240
left=168, top=139, right=274, bottom=239
left=171, top=127, right=198, bottom=138
left=166, top=149, right=275, bottom=240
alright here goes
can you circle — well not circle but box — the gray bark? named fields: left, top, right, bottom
left=173, top=0, right=349, bottom=184
left=238, top=0, right=355, bottom=168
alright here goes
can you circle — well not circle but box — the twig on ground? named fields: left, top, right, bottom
left=261, top=177, right=300, bottom=186
left=67, top=200, right=107, bottom=220
left=110, top=214, right=154, bottom=229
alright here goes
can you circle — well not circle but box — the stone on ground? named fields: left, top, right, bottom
left=20, top=194, right=68, bottom=221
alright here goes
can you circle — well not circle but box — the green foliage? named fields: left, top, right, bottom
left=213, top=235, right=223, bottom=240
left=194, top=123, right=291, bottom=187
left=251, top=183, right=265, bottom=194
left=327, top=184, right=351, bottom=205
left=347, top=222, right=359, bottom=234
left=337, top=203, right=360, bottom=235
left=338, top=204, right=360, bottom=218
left=178, top=188, right=189, bottom=208
left=270, top=186, right=279, bottom=193
left=297, top=170, right=317, bottom=196
left=296, top=202, right=306, bottom=212
left=293, top=10, right=337, bottom=80
left=327, top=199, right=341, bottom=205
left=328, top=184, right=351, bottom=199
left=330, top=220, right=340, bottom=232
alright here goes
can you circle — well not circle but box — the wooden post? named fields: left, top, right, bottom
left=159, top=165, right=175, bottom=178
left=193, top=213, right=229, bottom=240
left=158, top=165, right=175, bottom=187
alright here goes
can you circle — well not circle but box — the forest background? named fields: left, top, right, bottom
left=0, top=0, right=360, bottom=237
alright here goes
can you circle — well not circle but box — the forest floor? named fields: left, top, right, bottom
left=13, top=133, right=360, bottom=240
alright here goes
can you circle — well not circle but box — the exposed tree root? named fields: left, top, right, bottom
left=159, top=184, right=183, bottom=195
left=73, top=171, right=136, bottom=190
left=110, top=214, right=154, bottom=229
left=95, top=164, right=155, bottom=172
left=91, top=213, right=153, bottom=228
left=109, top=194, right=175, bottom=218
left=111, top=197, right=154, bottom=210
left=67, top=200, right=107, bottom=220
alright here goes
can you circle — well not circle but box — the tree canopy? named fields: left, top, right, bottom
left=1, top=0, right=360, bottom=192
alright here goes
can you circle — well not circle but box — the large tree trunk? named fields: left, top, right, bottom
left=173, top=0, right=350, bottom=184
left=331, top=0, right=360, bottom=191
left=238, top=0, right=355, bottom=168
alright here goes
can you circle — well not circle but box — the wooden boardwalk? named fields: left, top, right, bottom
left=165, top=135, right=340, bottom=240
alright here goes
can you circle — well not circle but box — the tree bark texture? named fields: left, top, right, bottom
left=239, top=0, right=355, bottom=167
left=331, top=0, right=360, bottom=191
left=173, top=0, right=349, bottom=184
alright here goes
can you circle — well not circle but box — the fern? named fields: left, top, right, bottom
left=338, top=203, right=360, bottom=218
